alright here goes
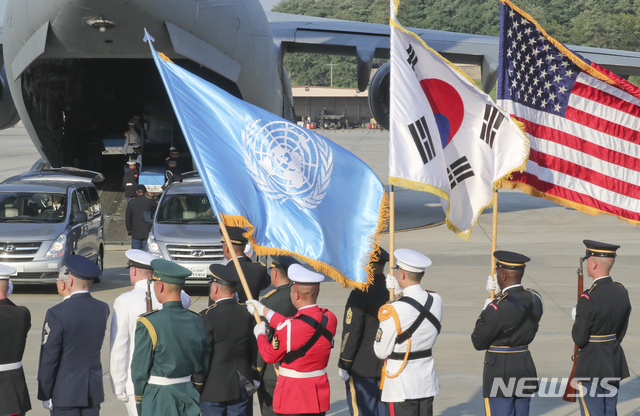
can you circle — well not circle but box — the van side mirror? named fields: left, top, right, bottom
left=71, top=211, right=88, bottom=225
left=142, top=211, right=154, bottom=224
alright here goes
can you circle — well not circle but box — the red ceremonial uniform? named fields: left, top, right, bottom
left=257, top=304, right=337, bottom=414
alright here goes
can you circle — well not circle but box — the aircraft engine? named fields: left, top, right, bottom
left=0, top=65, right=20, bottom=130
left=367, top=62, right=390, bottom=131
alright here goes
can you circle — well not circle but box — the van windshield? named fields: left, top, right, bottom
left=0, top=192, right=67, bottom=223
left=156, top=194, right=219, bottom=224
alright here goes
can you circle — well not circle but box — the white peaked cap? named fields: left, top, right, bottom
left=394, top=249, right=432, bottom=273
left=0, top=264, right=17, bottom=280
left=288, top=263, right=324, bottom=285
left=126, top=249, right=159, bottom=267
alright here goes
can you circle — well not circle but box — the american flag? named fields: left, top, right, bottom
left=497, top=0, right=640, bottom=223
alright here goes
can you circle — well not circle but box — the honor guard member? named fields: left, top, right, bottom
left=571, top=240, right=630, bottom=416
left=471, top=251, right=543, bottom=416
left=110, top=250, right=191, bottom=416
left=210, top=226, right=269, bottom=305
left=374, top=249, right=442, bottom=416
left=194, top=265, right=258, bottom=416
left=131, top=259, right=209, bottom=416
left=246, top=264, right=337, bottom=416
left=122, top=119, right=142, bottom=155
left=37, top=255, right=110, bottom=416
left=339, top=248, right=390, bottom=416
left=0, top=265, right=31, bottom=416
left=123, top=161, right=139, bottom=204
left=125, top=185, right=158, bottom=250
left=256, top=256, right=300, bottom=416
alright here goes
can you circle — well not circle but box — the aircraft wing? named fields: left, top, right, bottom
left=268, top=11, right=640, bottom=93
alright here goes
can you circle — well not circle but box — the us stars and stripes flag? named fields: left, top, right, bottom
left=498, top=0, right=640, bottom=223
left=389, top=0, right=530, bottom=240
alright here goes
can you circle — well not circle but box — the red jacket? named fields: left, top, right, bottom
left=257, top=305, right=337, bottom=414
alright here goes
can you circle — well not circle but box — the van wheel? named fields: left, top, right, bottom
left=93, top=248, right=103, bottom=284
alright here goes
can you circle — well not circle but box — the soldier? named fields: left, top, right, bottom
left=256, top=255, right=299, bottom=416
left=110, top=250, right=191, bottom=416
left=131, top=259, right=209, bottom=416
left=208, top=226, right=269, bottom=305
left=374, top=249, right=442, bottom=416
left=194, top=265, right=258, bottom=416
left=123, top=161, right=139, bottom=204
left=125, top=185, right=157, bottom=250
left=338, top=248, right=389, bottom=416
left=571, top=240, right=630, bottom=416
left=246, top=264, right=337, bottom=416
left=0, top=265, right=31, bottom=416
left=37, top=255, right=110, bottom=415
left=471, top=251, right=543, bottom=416
left=122, top=119, right=141, bottom=155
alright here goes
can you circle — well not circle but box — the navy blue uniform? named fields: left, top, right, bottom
left=0, top=298, right=31, bottom=416
left=37, top=292, right=110, bottom=413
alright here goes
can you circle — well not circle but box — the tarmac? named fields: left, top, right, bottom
left=3, top=126, right=640, bottom=415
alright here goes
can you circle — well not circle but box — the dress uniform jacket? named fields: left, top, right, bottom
left=257, top=305, right=337, bottom=414
left=471, top=285, right=543, bottom=397
left=123, top=170, right=139, bottom=197
left=131, top=301, right=209, bottom=416
left=37, top=292, right=110, bottom=407
left=125, top=195, right=157, bottom=240
left=194, top=298, right=257, bottom=402
left=209, top=257, right=270, bottom=306
left=572, top=276, right=631, bottom=380
left=110, top=280, right=191, bottom=399
left=374, top=285, right=442, bottom=402
left=339, top=273, right=387, bottom=378
left=0, top=298, right=31, bottom=416
left=257, top=284, right=297, bottom=415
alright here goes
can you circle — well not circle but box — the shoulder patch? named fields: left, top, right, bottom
left=386, top=293, right=403, bottom=304
left=580, top=293, right=590, bottom=300
left=139, top=309, right=158, bottom=318
left=488, top=303, right=498, bottom=311
left=262, top=289, right=277, bottom=299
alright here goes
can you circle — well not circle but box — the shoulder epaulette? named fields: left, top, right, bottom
left=615, top=281, right=625, bottom=288
left=203, top=304, right=217, bottom=314
left=386, top=293, right=403, bottom=304
left=495, top=292, right=508, bottom=304
left=262, top=289, right=278, bottom=299
left=588, top=283, right=598, bottom=294
left=426, top=289, right=437, bottom=294
left=237, top=302, right=246, bottom=306
left=139, top=309, right=158, bottom=318
left=258, top=261, right=266, bottom=267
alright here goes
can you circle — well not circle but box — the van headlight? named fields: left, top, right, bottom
left=147, top=233, right=162, bottom=258
left=45, top=234, right=67, bottom=258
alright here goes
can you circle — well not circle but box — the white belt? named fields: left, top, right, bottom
left=0, top=361, right=22, bottom=372
left=278, top=367, right=326, bottom=379
left=148, top=375, right=191, bottom=385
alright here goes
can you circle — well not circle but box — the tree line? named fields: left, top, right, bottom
left=274, top=0, right=640, bottom=88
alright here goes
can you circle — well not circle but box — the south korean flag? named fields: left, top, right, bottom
left=389, top=0, right=530, bottom=240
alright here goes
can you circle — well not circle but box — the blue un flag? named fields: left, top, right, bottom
left=148, top=48, right=387, bottom=288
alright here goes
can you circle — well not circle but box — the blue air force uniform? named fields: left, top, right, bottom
left=471, top=251, right=543, bottom=416
left=572, top=240, right=630, bottom=416
left=37, top=255, right=110, bottom=415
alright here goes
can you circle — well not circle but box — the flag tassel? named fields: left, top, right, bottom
left=490, top=190, right=498, bottom=300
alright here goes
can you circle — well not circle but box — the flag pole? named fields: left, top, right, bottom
left=219, top=220, right=262, bottom=324
left=389, top=185, right=396, bottom=300
left=490, top=189, right=498, bottom=300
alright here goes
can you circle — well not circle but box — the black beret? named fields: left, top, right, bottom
left=494, top=250, right=530, bottom=270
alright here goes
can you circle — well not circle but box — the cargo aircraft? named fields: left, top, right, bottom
left=2, top=0, right=640, bottom=167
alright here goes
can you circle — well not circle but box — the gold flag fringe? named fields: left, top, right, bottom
left=218, top=192, right=389, bottom=291
left=500, top=181, right=640, bottom=226
left=158, top=52, right=173, bottom=63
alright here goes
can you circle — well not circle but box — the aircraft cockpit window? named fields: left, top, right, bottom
left=0, top=192, right=66, bottom=222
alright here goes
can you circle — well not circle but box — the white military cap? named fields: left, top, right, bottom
left=394, top=248, right=432, bottom=273
left=125, top=249, right=158, bottom=270
left=0, top=264, right=17, bottom=280
left=128, top=119, right=137, bottom=125
left=169, top=146, right=178, bottom=151
left=288, top=263, right=324, bottom=285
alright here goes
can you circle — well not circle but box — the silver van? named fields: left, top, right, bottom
left=0, top=168, right=105, bottom=283
left=146, top=175, right=226, bottom=285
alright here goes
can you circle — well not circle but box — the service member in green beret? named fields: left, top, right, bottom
left=131, top=259, right=210, bottom=416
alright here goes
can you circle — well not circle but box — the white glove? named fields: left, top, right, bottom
left=116, top=393, right=128, bottom=403
left=483, top=298, right=492, bottom=310
left=254, top=322, right=267, bottom=339
left=253, top=380, right=261, bottom=389
left=385, top=274, right=401, bottom=293
left=246, top=299, right=266, bottom=316
left=571, top=307, right=577, bottom=321
left=42, top=400, right=53, bottom=410
left=338, top=368, right=350, bottom=381
left=486, top=275, right=498, bottom=292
